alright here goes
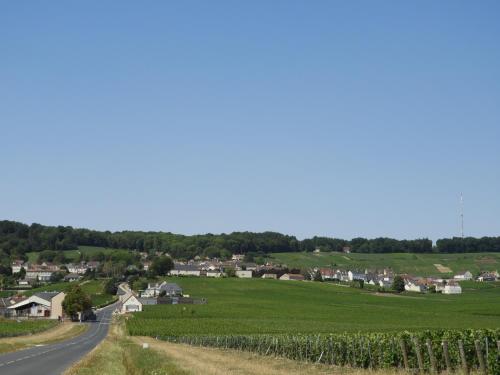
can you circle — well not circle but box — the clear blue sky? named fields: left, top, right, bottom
left=1, top=1, right=499, bottom=241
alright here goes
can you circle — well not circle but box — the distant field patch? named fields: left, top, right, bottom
left=434, top=264, right=452, bottom=273
left=342, top=256, right=351, bottom=260
left=476, top=257, right=497, bottom=264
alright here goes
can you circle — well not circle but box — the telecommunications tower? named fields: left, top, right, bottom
left=460, top=193, right=464, bottom=239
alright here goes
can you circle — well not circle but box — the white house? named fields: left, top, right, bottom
left=206, top=270, right=224, bottom=277
left=453, top=271, right=473, bottom=281
left=232, top=254, right=245, bottom=261
left=11, top=261, right=25, bottom=274
left=443, top=283, right=462, bottom=294
left=404, top=280, right=425, bottom=293
left=169, top=264, right=201, bottom=277
left=235, top=270, right=252, bottom=278
left=121, top=295, right=143, bottom=313
left=66, top=263, right=89, bottom=275
left=348, top=271, right=366, bottom=282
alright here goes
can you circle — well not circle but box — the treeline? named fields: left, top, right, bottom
left=1, top=220, right=499, bottom=263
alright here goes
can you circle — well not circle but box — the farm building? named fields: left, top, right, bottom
left=453, top=271, right=473, bottom=281
left=235, top=270, right=252, bottom=278
left=443, top=282, right=462, bottom=294
left=121, top=295, right=143, bottom=313
left=7, top=292, right=65, bottom=319
left=279, top=273, right=305, bottom=281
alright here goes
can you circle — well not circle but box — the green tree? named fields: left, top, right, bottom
left=150, top=256, right=174, bottom=276
left=62, top=285, right=92, bottom=320
left=313, top=270, right=323, bottom=282
left=392, top=275, right=405, bottom=293
left=104, top=278, right=118, bottom=295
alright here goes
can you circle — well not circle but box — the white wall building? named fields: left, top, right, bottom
left=235, top=270, right=252, bottom=278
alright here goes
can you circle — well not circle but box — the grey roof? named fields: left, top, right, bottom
left=160, top=283, right=182, bottom=293
left=138, top=297, right=157, bottom=305
left=173, top=264, right=199, bottom=271
left=34, top=292, right=61, bottom=302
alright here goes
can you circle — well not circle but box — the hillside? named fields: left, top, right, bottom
left=266, top=251, right=500, bottom=276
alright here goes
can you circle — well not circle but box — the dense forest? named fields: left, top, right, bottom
left=1, top=220, right=499, bottom=264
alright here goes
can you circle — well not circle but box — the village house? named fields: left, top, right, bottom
left=121, top=294, right=143, bottom=313
left=206, top=269, right=225, bottom=277
left=64, top=273, right=82, bottom=282
left=443, top=281, right=462, bottom=294
left=348, top=270, right=366, bottom=282
left=169, top=263, right=201, bottom=277
left=477, top=272, right=497, bottom=282
left=279, top=273, right=305, bottom=281
left=235, top=270, right=252, bottom=278
left=319, top=268, right=337, bottom=281
left=453, top=271, right=473, bottom=281
left=7, top=292, right=65, bottom=319
left=26, top=263, right=59, bottom=282
left=232, top=254, right=245, bottom=261
left=11, top=260, right=25, bottom=274
left=378, top=279, right=392, bottom=289
left=66, top=263, right=89, bottom=275
left=404, top=279, right=426, bottom=293
left=141, top=281, right=183, bottom=298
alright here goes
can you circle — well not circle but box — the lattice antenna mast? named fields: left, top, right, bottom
left=460, top=193, right=464, bottom=239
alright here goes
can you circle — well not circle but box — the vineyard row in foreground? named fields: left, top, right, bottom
left=135, top=330, right=500, bottom=374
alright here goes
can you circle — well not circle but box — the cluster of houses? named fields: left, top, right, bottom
left=166, top=255, right=280, bottom=278
left=117, top=281, right=206, bottom=313
left=11, top=260, right=101, bottom=286
left=314, top=268, right=499, bottom=294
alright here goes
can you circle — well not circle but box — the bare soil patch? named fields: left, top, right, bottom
left=434, top=264, right=452, bottom=273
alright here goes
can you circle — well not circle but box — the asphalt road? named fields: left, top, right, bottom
left=0, top=304, right=116, bottom=375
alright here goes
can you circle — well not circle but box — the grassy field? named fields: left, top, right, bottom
left=0, top=319, right=58, bottom=338
left=24, top=279, right=116, bottom=307
left=26, top=246, right=132, bottom=263
left=64, top=321, right=189, bottom=375
left=266, top=251, right=500, bottom=276
left=127, top=278, right=500, bottom=337
left=0, top=323, right=86, bottom=353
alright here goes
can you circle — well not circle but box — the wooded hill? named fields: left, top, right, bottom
left=1, top=220, right=499, bottom=262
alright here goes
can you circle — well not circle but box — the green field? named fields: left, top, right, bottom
left=25, top=279, right=116, bottom=307
left=0, top=319, right=58, bottom=338
left=266, top=251, right=500, bottom=276
left=127, top=278, right=500, bottom=337
left=26, top=246, right=133, bottom=263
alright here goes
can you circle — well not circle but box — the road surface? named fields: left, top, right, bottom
left=0, top=304, right=115, bottom=375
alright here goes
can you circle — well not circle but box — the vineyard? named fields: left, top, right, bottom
left=0, top=319, right=58, bottom=338
left=127, top=278, right=500, bottom=372
left=155, top=330, right=500, bottom=373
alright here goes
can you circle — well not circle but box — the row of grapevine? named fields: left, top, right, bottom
left=152, top=330, right=499, bottom=373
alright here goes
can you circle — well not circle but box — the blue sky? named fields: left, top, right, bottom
left=1, top=1, right=499, bottom=241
